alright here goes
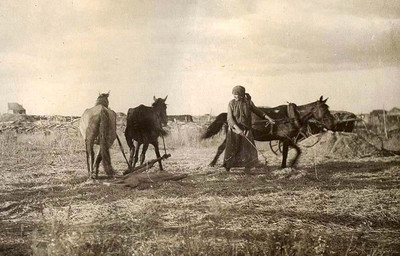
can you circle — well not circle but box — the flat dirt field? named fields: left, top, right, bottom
left=0, top=122, right=399, bottom=255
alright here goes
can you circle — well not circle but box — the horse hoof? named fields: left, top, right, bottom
left=209, top=161, right=217, bottom=167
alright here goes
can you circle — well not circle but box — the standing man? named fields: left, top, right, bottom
left=223, top=85, right=275, bottom=173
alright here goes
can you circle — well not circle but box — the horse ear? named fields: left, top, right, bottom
left=107, top=90, right=110, bottom=96
left=319, top=96, right=323, bottom=102
left=164, top=95, right=168, bottom=101
left=323, top=97, right=329, bottom=103
left=153, top=96, right=157, bottom=102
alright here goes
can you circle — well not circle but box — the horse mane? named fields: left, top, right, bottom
left=301, top=97, right=330, bottom=110
left=296, top=99, right=329, bottom=118
left=152, top=97, right=168, bottom=126
left=288, top=103, right=302, bottom=128
left=96, top=94, right=109, bottom=107
left=152, top=98, right=166, bottom=109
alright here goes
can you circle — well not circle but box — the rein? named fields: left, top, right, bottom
left=241, top=134, right=269, bottom=163
left=116, top=134, right=131, bottom=169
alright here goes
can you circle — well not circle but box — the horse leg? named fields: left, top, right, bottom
left=132, top=141, right=141, bottom=168
left=281, top=141, right=289, bottom=169
left=86, top=140, right=95, bottom=178
left=287, top=140, right=301, bottom=167
left=210, top=139, right=226, bottom=167
left=98, top=107, right=114, bottom=177
left=94, top=149, right=102, bottom=179
left=128, top=145, right=135, bottom=168
left=153, top=141, right=163, bottom=171
left=85, top=142, right=90, bottom=177
left=140, top=143, right=149, bottom=165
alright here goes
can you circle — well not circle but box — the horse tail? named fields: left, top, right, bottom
left=99, top=107, right=113, bottom=176
left=124, top=108, right=135, bottom=149
left=201, top=113, right=228, bottom=140
left=124, top=122, right=134, bottom=150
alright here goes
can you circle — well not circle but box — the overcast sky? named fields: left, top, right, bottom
left=1, top=0, right=399, bottom=116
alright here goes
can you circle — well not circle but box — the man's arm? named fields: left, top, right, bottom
left=249, top=100, right=275, bottom=123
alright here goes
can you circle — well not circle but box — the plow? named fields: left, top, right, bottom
left=103, top=153, right=188, bottom=188
left=110, top=139, right=188, bottom=188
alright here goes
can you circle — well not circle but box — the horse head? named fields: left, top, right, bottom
left=96, top=91, right=110, bottom=107
left=152, top=95, right=168, bottom=126
left=309, top=96, right=335, bottom=130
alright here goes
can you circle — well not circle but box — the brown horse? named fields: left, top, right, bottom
left=125, top=96, right=168, bottom=170
left=79, top=92, right=117, bottom=179
left=201, top=96, right=335, bottom=168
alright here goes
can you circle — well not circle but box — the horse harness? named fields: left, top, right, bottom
left=255, top=103, right=302, bottom=133
left=256, top=102, right=328, bottom=140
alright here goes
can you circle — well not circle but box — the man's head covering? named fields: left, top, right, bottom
left=232, top=85, right=245, bottom=96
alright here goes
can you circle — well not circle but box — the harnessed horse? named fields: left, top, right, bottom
left=124, top=96, right=168, bottom=171
left=79, top=92, right=117, bottom=178
left=202, top=96, right=335, bottom=168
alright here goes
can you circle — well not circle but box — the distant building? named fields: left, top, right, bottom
left=167, top=115, right=194, bottom=123
left=368, top=109, right=386, bottom=125
left=370, top=109, right=387, bottom=117
left=193, top=114, right=215, bottom=123
left=387, top=107, right=400, bottom=125
left=388, top=107, right=400, bottom=117
left=8, top=103, right=26, bottom=114
left=369, top=108, right=400, bottom=133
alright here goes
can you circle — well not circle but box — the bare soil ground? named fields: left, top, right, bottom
left=0, top=124, right=399, bottom=255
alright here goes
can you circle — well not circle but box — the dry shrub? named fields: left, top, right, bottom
left=165, top=122, right=225, bottom=148
left=0, top=130, right=82, bottom=155
left=384, top=165, right=400, bottom=177
left=31, top=225, right=132, bottom=256
left=356, top=129, right=400, bottom=152
left=0, top=113, right=36, bottom=122
left=31, top=218, right=392, bottom=256
left=0, top=130, right=83, bottom=173
left=272, top=168, right=308, bottom=180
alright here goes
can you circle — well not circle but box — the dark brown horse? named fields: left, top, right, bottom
left=125, top=96, right=168, bottom=170
left=201, top=96, right=335, bottom=168
left=79, top=92, right=117, bottom=178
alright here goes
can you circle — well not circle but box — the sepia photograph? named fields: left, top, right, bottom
left=1, top=1, right=399, bottom=255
